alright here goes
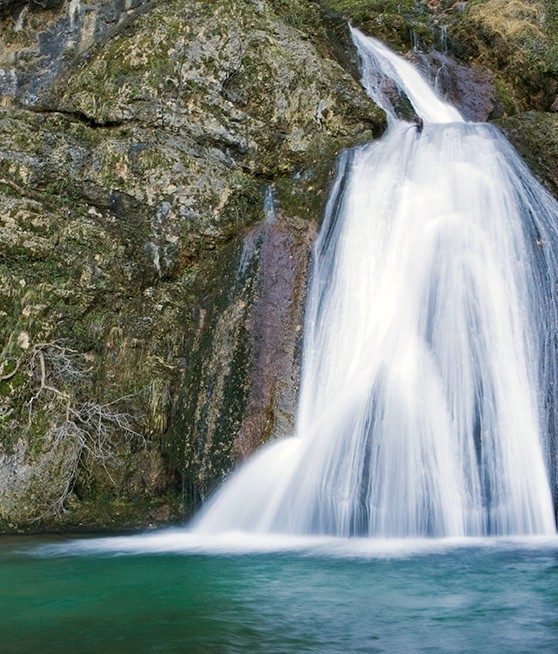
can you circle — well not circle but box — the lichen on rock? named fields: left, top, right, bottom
left=0, top=0, right=384, bottom=531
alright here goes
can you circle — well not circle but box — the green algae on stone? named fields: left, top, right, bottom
left=322, top=0, right=435, bottom=50
left=0, top=0, right=384, bottom=530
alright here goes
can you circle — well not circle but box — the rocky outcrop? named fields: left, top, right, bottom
left=440, top=0, right=558, bottom=196
left=2, top=0, right=558, bottom=532
left=0, top=0, right=384, bottom=530
left=447, top=0, right=558, bottom=114
left=322, top=0, right=437, bottom=51
left=0, top=0, right=153, bottom=107
left=497, top=112, right=558, bottom=197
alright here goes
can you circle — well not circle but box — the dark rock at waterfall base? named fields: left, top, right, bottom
left=169, top=210, right=314, bottom=504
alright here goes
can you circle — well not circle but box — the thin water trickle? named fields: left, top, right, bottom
left=440, top=25, right=448, bottom=54
left=193, top=29, right=558, bottom=538
left=237, top=185, right=277, bottom=278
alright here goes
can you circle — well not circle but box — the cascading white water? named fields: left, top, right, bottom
left=193, top=29, right=558, bottom=538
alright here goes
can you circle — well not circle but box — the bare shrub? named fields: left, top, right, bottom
left=24, top=342, right=145, bottom=514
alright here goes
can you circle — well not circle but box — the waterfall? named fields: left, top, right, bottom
left=192, top=29, right=558, bottom=538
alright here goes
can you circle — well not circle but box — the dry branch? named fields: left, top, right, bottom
left=23, top=341, right=145, bottom=514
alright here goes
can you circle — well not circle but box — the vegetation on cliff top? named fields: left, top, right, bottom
left=448, top=0, right=558, bottom=112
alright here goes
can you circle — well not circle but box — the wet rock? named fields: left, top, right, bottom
left=170, top=207, right=314, bottom=503
left=0, top=0, right=153, bottom=107
left=413, top=51, right=497, bottom=121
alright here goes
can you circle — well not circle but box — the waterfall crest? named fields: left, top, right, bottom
left=193, top=30, right=558, bottom=537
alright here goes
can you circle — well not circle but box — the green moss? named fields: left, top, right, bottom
left=219, top=176, right=262, bottom=233
left=494, top=77, right=517, bottom=115
left=26, top=409, right=51, bottom=458
left=322, top=0, right=434, bottom=50
left=167, top=237, right=255, bottom=504
left=0, top=369, right=26, bottom=398
left=449, top=0, right=558, bottom=112
left=274, top=129, right=373, bottom=221
left=497, top=112, right=558, bottom=197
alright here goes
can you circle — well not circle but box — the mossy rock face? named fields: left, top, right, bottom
left=497, top=112, right=558, bottom=196
left=321, top=0, right=437, bottom=51
left=57, top=0, right=382, bottom=168
left=448, top=0, right=558, bottom=113
left=0, top=0, right=154, bottom=106
left=0, top=0, right=384, bottom=530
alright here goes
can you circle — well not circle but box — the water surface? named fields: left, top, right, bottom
left=2, top=534, right=557, bottom=653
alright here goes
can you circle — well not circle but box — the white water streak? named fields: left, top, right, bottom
left=33, top=532, right=558, bottom=559
left=193, top=30, right=558, bottom=538
left=351, top=29, right=462, bottom=124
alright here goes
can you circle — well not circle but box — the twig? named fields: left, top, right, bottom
left=0, top=359, right=20, bottom=382
left=0, top=177, right=56, bottom=207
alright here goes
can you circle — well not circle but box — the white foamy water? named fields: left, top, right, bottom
left=39, top=32, right=558, bottom=556
left=32, top=530, right=558, bottom=559
left=192, top=30, right=558, bottom=538
left=350, top=28, right=462, bottom=124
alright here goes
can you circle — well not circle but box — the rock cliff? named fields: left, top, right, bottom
left=0, top=0, right=556, bottom=531
left=0, top=0, right=383, bottom=530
